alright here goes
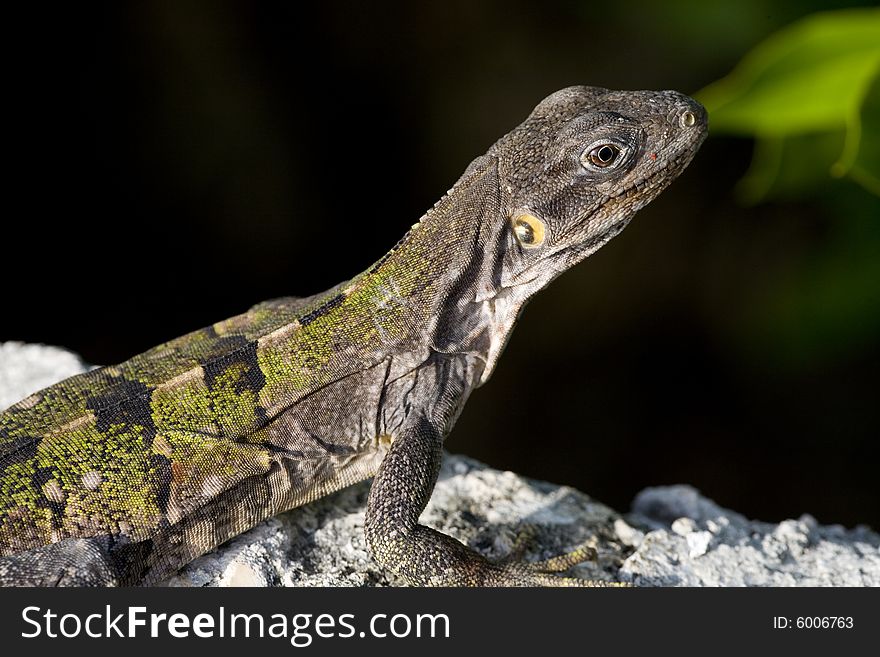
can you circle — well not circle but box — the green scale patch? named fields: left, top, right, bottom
left=0, top=416, right=167, bottom=551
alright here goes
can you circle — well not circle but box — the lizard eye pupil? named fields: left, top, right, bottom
left=587, top=144, right=620, bottom=167
left=512, top=212, right=546, bottom=248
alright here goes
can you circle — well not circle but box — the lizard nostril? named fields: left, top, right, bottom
left=680, top=110, right=696, bottom=128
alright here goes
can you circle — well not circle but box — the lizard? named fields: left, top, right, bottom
left=0, top=86, right=707, bottom=586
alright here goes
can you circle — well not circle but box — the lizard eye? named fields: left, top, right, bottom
left=511, top=212, right=545, bottom=248
left=583, top=143, right=621, bottom=168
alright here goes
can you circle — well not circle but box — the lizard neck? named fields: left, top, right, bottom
left=363, top=152, right=635, bottom=387
left=362, top=155, right=522, bottom=386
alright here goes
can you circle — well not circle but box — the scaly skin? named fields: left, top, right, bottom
left=0, top=86, right=706, bottom=585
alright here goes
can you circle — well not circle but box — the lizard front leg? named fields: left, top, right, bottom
left=365, top=415, right=621, bottom=586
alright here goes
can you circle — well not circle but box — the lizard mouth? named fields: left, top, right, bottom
left=505, top=144, right=702, bottom=290
left=608, top=143, right=702, bottom=204
left=559, top=139, right=704, bottom=246
left=575, top=142, right=703, bottom=238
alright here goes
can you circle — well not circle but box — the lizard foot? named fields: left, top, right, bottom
left=489, top=527, right=628, bottom=587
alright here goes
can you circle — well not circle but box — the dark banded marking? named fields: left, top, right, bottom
left=202, top=337, right=266, bottom=396
left=31, top=466, right=65, bottom=528
left=86, top=377, right=157, bottom=445
left=148, top=453, right=173, bottom=516
left=299, top=293, right=346, bottom=327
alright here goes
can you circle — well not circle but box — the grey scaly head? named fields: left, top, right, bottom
left=498, top=86, right=705, bottom=286
left=437, top=86, right=707, bottom=381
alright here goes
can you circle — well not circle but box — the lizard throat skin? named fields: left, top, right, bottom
left=0, top=86, right=706, bottom=586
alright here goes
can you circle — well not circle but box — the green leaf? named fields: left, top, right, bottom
left=846, top=72, right=880, bottom=195
left=695, top=8, right=880, bottom=200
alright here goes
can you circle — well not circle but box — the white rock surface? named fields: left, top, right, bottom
left=0, top=341, right=89, bottom=410
left=2, top=342, right=878, bottom=587
left=621, top=485, right=880, bottom=586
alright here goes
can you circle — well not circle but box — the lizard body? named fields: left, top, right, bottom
left=0, top=86, right=706, bottom=585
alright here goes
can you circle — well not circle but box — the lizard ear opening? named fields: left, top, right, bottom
left=511, top=211, right=546, bottom=248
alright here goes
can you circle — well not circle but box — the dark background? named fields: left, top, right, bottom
left=5, top=2, right=878, bottom=528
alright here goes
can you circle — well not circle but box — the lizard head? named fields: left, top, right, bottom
left=410, top=86, right=706, bottom=380
left=490, top=85, right=707, bottom=294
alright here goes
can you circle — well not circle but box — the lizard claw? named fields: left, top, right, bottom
left=485, top=559, right=629, bottom=587
left=524, top=542, right=599, bottom=573
left=492, top=528, right=628, bottom=586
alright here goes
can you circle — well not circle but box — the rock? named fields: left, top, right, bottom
left=0, top=342, right=89, bottom=410
left=622, top=485, right=880, bottom=586
left=2, top=341, right=878, bottom=586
